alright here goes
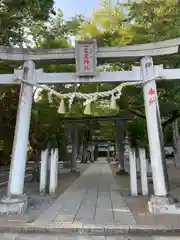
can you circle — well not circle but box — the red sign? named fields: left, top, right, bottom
left=148, top=88, right=156, bottom=95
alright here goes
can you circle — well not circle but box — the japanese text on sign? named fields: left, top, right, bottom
left=75, top=40, right=97, bottom=77
left=148, top=88, right=156, bottom=106
left=84, top=47, right=90, bottom=71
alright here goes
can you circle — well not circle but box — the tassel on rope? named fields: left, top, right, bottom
left=48, top=91, right=53, bottom=104
left=84, top=102, right=92, bottom=115
left=110, top=94, right=117, bottom=110
left=57, top=98, right=66, bottom=114
left=68, top=93, right=75, bottom=109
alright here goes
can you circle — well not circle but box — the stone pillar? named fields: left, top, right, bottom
left=139, top=148, right=148, bottom=196
left=71, top=126, right=78, bottom=172
left=8, top=61, right=35, bottom=197
left=0, top=61, right=35, bottom=214
left=141, top=56, right=167, bottom=197
left=91, top=145, right=95, bottom=162
left=129, top=148, right=138, bottom=196
left=40, top=149, right=48, bottom=195
left=49, top=149, right=58, bottom=195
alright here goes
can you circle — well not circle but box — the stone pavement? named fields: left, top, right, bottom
left=1, top=159, right=180, bottom=235
left=111, top=160, right=180, bottom=228
left=34, top=159, right=136, bottom=227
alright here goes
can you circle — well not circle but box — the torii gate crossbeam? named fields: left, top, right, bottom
left=0, top=37, right=180, bottom=63
left=1, top=65, right=180, bottom=85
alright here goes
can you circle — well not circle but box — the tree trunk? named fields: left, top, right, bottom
left=172, top=119, right=180, bottom=168
left=78, top=138, right=84, bottom=162
left=107, top=143, right=110, bottom=162
left=71, top=125, right=78, bottom=171
left=115, top=120, right=127, bottom=175
left=82, top=140, right=88, bottom=163
left=31, top=149, right=41, bottom=182
left=81, top=129, right=91, bottom=163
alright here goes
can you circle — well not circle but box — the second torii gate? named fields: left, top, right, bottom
left=0, top=39, right=180, bottom=214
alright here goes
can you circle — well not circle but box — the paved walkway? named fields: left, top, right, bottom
left=2, top=159, right=180, bottom=236
left=34, top=160, right=136, bottom=227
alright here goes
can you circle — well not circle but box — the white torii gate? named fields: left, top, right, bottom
left=0, top=39, right=180, bottom=214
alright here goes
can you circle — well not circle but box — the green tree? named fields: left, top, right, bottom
left=0, top=0, right=54, bottom=46
left=0, top=0, right=55, bottom=165
left=75, top=0, right=180, bottom=144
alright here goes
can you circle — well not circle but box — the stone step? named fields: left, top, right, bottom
left=0, top=223, right=179, bottom=235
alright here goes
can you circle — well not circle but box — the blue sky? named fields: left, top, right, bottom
left=54, top=0, right=107, bottom=19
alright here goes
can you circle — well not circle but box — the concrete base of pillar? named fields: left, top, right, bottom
left=116, top=169, right=129, bottom=175
left=40, top=190, right=46, bottom=196
left=71, top=169, right=80, bottom=174
left=148, top=195, right=180, bottom=214
left=0, top=194, right=28, bottom=215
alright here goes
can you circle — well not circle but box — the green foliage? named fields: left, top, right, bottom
left=0, top=86, right=20, bottom=164
left=128, top=0, right=180, bottom=42
left=75, top=0, right=180, bottom=146
left=77, top=1, right=132, bottom=47
left=30, top=100, right=67, bottom=151
left=0, top=0, right=54, bottom=46
left=2, top=0, right=180, bottom=164
left=127, top=118, right=148, bottom=148
left=63, top=14, right=85, bottom=36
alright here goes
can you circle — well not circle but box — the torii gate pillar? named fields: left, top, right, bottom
left=141, top=56, right=167, bottom=197
left=0, top=61, right=35, bottom=214
left=141, top=56, right=179, bottom=214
